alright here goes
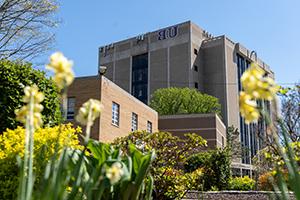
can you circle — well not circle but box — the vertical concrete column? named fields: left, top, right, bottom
left=113, top=45, right=116, bottom=82
left=167, top=47, right=170, bottom=87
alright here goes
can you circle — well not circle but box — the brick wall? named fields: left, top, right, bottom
left=99, top=77, right=158, bottom=142
left=67, top=76, right=158, bottom=142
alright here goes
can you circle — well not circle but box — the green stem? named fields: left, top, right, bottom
left=19, top=94, right=35, bottom=200
left=84, top=105, right=93, bottom=144
left=27, top=95, right=35, bottom=200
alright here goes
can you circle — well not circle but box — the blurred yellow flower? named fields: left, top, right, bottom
left=106, top=162, right=124, bottom=185
left=75, top=99, right=103, bottom=126
left=241, top=63, right=279, bottom=100
left=15, top=85, right=44, bottom=129
left=46, top=52, right=74, bottom=90
left=239, top=91, right=259, bottom=124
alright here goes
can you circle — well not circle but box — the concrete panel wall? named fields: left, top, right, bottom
left=169, top=43, right=190, bottom=87
left=115, top=58, right=130, bottom=92
left=225, top=39, right=240, bottom=129
left=150, top=48, right=168, bottom=94
left=202, top=37, right=228, bottom=126
left=102, top=62, right=114, bottom=82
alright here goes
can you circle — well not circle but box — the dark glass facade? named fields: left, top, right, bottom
left=237, top=54, right=268, bottom=164
left=132, top=53, right=148, bottom=104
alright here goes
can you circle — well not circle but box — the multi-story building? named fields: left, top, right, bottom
left=98, top=21, right=274, bottom=174
left=66, top=75, right=158, bottom=142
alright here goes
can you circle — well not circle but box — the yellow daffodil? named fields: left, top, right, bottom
left=75, top=99, right=103, bottom=126
left=106, top=162, right=124, bottom=185
left=15, top=85, right=44, bottom=129
left=241, top=63, right=279, bottom=100
left=46, top=52, right=74, bottom=90
left=239, top=91, right=260, bottom=124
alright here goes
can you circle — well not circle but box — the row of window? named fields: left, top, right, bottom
left=111, top=102, right=152, bottom=133
left=66, top=98, right=153, bottom=133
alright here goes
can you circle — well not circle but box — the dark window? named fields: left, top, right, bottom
left=194, top=82, right=198, bottom=89
left=67, top=97, right=75, bottom=120
left=194, top=65, right=198, bottom=72
left=194, top=48, right=198, bottom=55
left=222, top=136, right=225, bottom=148
left=132, top=53, right=148, bottom=104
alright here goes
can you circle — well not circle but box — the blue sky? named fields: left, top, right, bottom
left=48, top=0, right=299, bottom=86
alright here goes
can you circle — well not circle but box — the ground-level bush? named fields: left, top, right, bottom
left=229, top=176, right=255, bottom=191
left=0, top=124, right=82, bottom=200
left=185, top=148, right=231, bottom=191
left=153, top=167, right=204, bottom=200
left=113, top=131, right=207, bottom=198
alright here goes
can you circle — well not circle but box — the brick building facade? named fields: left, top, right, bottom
left=67, top=75, right=158, bottom=142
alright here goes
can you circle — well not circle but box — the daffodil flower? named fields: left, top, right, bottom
left=15, top=85, right=44, bottom=129
left=46, top=52, right=74, bottom=90
left=106, top=162, right=124, bottom=185
left=239, top=91, right=260, bottom=124
left=75, top=99, right=103, bottom=126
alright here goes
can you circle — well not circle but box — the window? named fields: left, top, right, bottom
left=147, top=121, right=152, bottom=133
left=194, top=48, right=198, bottom=55
left=194, top=82, right=199, bottom=89
left=222, top=136, right=225, bottom=148
left=193, top=65, right=198, bottom=72
left=67, top=97, right=75, bottom=120
left=132, top=53, right=148, bottom=104
left=112, top=102, right=120, bottom=126
left=131, top=112, right=138, bottom=131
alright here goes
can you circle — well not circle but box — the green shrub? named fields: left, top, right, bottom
left=184, top=151, right=210, bottom=172
left=0, top=124, right=82, bottom=200
left=229, top=176, right=255, bottom=191
left=150, top=87, right=221, bottom=115
left=185, top=148, right=231, bottom=191
left=154, top=167, right=189, bottom=200
left=154, top=167, right=204, bottom=200
left=0, top=60, right=62, bottom=133
left=113, top=131, right=207, bottom=197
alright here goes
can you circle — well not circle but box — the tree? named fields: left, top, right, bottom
left=280, top=85, right=300, bottom=142
left=150, top=87, right=221, bottom=115
left=0, top=59, right=62, bottom=133
left=0, top=0, right=58, bottom=60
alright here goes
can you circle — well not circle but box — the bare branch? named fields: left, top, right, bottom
left=0, top=0, right=58, bottom=60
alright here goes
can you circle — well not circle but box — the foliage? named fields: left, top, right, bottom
left=226, top=126, right=242, bottom=159
left=33, top=141, right=155, bottom=200
left=258, top=171, right=275, bottom=191
left=113, top=131, right=207, bottom=198
left=0, top=0, right=58, bottom=60
left=154, top=167, right=189, bottom=200
left=279, top=85, right=300, bottom=142
left=271, top=120, right=300, bottom=200
left=0, top=124, right=82, bottom=200
left=153, top=167, right=204, bottom=200
left=113, top=131, right=207, bottom=169
left=184, top=148, right=231, bottom=191
left=229, top=176, right=255, bottom=191
left=0, top=60, right=62, bottom=133
left=149, top=87, right=221, bottom=115
left=184, top=151, right=210, bottom=172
